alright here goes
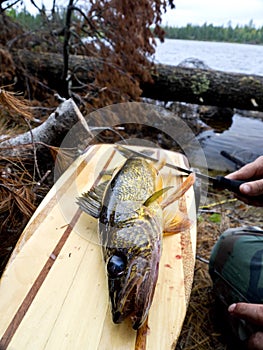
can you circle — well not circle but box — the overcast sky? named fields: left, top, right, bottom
left=22, top=0, right=263, bottom=28
left=162, top=0, right=263, bottom=27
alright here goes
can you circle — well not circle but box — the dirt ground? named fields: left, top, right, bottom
left=176, top=188, right=263, bottom=350
left=0, top=102, right=262, bottom=349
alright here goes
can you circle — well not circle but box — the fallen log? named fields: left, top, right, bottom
left=141, top=64, right=263, bottom=111
left=11, top=49, right=263, bottom=112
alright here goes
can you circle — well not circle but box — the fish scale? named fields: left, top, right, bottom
left=110, top=158, right=156, bottom=201
left=77, top=155, right=194, bottom=329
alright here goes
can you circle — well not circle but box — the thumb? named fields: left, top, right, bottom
left=239, top=180, right=263, bottom=196
left=248, top=332, right=263, bottom=350
left=229, top=303, right=263, bottom=326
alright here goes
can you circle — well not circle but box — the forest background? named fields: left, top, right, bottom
left=9, top=8, right=263, bottom=45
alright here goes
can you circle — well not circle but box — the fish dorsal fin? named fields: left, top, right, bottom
left=143, top=186, right=173, bottom=207
left=77, top=181, right=108, bottom=218
left=115, top=145, right=155, bottom=159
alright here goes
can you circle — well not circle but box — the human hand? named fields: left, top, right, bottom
left=226, top=156, right=263, bottom=206
left=228, top=303, right=263, bottom=349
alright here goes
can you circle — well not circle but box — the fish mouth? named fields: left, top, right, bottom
left=109, top=250, right=160, bottom=330
left=111, top=269, right=151, bottom=330
left=112, top=276, right=142, bottom=326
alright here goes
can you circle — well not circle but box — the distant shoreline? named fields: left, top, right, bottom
left=161, top=22, right=263, bottom=45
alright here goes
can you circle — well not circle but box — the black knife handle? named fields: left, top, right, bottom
left=214, top=176, right=263, bottom=205
left=214, top=176, right=246, bottom=194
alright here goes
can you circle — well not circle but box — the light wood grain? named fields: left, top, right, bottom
left=0, top=144, right=196, bottom=350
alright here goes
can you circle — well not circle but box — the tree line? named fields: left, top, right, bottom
left=8, top=9, right=263, bottom=46
left=162, top=21, right=263, bottom=44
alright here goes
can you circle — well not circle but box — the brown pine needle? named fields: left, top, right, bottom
left=0, top=88, right=33, bottom=120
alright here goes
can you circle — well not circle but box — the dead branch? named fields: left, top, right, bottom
left=0, top=98, right=92, bottom=155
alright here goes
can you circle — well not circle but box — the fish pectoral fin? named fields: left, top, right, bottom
left=76, top=181, right=107, bottom=218
left=161, top=173, right=195, bottom=209
left=77, top=194, right=101, bottom=218
left=144, top=186, right=173, bottom=207
left=163, top=211, right=192, bottom=235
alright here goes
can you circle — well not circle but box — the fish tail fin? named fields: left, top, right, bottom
left=77, top=193, right=101, bottom=218
left=77, top=181, right=108, bottom=218
left=161, top=173, right=195, bottom=209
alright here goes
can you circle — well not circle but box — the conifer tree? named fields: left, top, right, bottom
left=60, top=0, right=176, bottom=103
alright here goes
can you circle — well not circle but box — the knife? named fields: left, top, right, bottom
left=116, top=145, right=254, bottom=196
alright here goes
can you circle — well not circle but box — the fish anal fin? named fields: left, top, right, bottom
left=163, top=211, right=192, bottom=235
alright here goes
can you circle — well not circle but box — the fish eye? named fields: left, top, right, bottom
left=107, top=255, right=126, bottom=278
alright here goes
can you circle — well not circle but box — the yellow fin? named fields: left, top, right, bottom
left=144, top=186, right=173, bottom=207
left=161, top=173, right=194, bottom=235
left=161, top=173, right=195, bottom=209
left=156, top=172, right=164, bottom=192
left=158, top=170, right=174, bottom=194
left=163, top=211, right=192, bottom=235
left=154, top=156, right=167, bottom=171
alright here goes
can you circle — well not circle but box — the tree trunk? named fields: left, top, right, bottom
left=12, top=49, right=100, bottom=92
left=141, top=64, right=263, bottom=111
left=12, top=49, right=263, bottom=112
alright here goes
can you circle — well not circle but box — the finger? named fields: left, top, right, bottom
left=226, top=164, right=257, bottom=181
left=228, top=303, right=263, bottom=326
left=226, top=168, right=252, bottom=181
left=226, top=156, right=263, bottom=181
left=248, top=332, right=263, bottom=350
left=239, top=179, right=263, bottom=196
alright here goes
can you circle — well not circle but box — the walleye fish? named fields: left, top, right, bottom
left=77, top=153, right=195, bottom=330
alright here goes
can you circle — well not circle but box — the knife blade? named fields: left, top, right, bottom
left=116, top=145, right=255, bottom=196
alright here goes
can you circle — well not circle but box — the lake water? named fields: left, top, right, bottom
left=154, top=39, right=263, bottom=171
left=155, top=39, right=263, bottom=75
